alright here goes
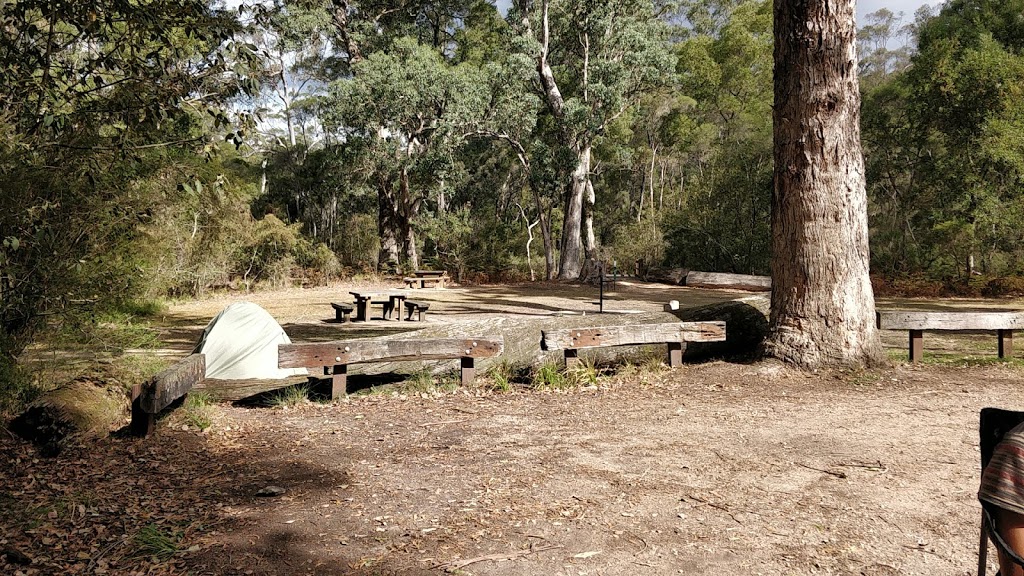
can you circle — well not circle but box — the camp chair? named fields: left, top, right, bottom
left=979, top=407, right=1024, bottom=575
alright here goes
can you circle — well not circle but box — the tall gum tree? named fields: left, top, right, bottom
left=307, top=0, right=479, bottom=270
left=512, top=0, right=674, bottom=279
left=763, top=0, right=885, bottom=367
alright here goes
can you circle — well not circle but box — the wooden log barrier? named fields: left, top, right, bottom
left=876, top=310, right=1024, bottom=362
left=540, top=322, right=726, bottom=368
left=684, top=271, right=771, bottom=292
left=279, top=338, right=504, bottom=398
left=131, top=353, right=206, bottom=437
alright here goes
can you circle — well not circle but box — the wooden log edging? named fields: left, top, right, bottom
left=876, top=310, right=1024, bottom=362
left=540, top=322, right=726, bottom=368
left=279, top=338, right=503, bottom=398
left=130, top=353, right=206, bottom=437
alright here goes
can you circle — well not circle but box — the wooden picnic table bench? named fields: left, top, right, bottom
left=876, top=310, right=1024, bottom=362
left=540, top=321, right=726, bottom=368
left=331, top=302, right=354, bottom=322
left=404, top=299, right=430, bottom=321
left=403, top=270, right=448, bottom=289
left=279, top=337, right=503, bottom=398
left=349, top=291, right=408, bottom=321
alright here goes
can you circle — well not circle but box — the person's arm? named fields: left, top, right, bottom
left=994, top=507, right=1024, bottom=576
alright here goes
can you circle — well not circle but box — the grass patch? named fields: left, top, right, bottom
left=266, top=383, right=311, bottom=407
left=918, top=354, right=1024, bottom=368
left=481, top=358, right=528, bottom=389
left=531, top=362, right=568, bottom=390
left=393, top=369, right=460, bottom=395
left=604, top=346, right=667, bottom=378
left=182, top=391, right=215, bottom=430
left=110, top=354, right=172, bottom=390
left=132, top=523, right=181, bottom=561
left=565, top=357, right=599, bottom=387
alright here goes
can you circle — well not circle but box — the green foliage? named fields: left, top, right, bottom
left=0, top=1, right=262, bottom=361
left=132, top=524, right=181, bottom=562
left=267, top=384, right=311, bottom=408
left=863, top=0, right=1024, bottom=282
left=611, top=217, right=666, bottom=279
left=657, top=0, right=772, bottom=274
left=531, top=362, right=568, bottom=390
left=182, top=391, right=215, bottom=431
left=419, top=208, right=475, bottom=281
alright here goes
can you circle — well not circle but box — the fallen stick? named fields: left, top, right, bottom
left=432, top=544, right=563, bottom=572
left=796, top=462, right=847, bottom=479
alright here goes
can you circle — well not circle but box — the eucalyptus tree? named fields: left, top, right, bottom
left=322, top=38, right=492, bottom=269
left=510, top=0, right=675, bottom=279
left=284, top=0, right=533, bottom=271
left=763, top=0, right=884, bottom=368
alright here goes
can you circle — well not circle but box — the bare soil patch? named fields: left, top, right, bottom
left=3, top=281, right=1023, bottom=575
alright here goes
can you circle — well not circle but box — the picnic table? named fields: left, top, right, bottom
left=349, top=291, right=408, bottom=322
left=403, top=270, right=448, bottom=289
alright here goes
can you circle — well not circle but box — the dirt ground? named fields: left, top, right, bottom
left=3, top=280, right=1024, bottom=575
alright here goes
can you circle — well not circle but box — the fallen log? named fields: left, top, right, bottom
left=685, top=271, right=771, bottom=292
left=648, top=267, right=689, bottom=286
left=667, top=294, right=770, bottom=360
left=9, top=378, right=131, bottom=456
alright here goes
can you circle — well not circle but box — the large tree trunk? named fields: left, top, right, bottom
left=539, top=199, right=556, bottom=281
left=399, top=170, right=419, bottom=270
left=582, top=157, right=598, bottom=277
left=765, top=0, right=885, bottom=368
left=558, top=146, right=589, bottom=279
left=377, top=183, right=400, bottom=272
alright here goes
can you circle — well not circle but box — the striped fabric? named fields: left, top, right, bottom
left=981, top=422, right=1024, bottom=516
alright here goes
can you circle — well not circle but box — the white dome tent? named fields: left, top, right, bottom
left=194, top=301, right=307, bottom=380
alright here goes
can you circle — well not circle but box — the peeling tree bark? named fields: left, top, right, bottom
left=764, top=0, right=885, bottom=368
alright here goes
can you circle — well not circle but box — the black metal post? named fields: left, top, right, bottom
left=599, top=262, right=605, bottom=313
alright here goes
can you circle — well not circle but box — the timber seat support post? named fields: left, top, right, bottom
left=280, top=338, right=503, bottom=399
left=541, top=322, right=726, bottom=369
left=877, top=310, right=1023, bottom=362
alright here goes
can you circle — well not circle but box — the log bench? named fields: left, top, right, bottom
left=876, top=310, right=1024, bottom=362
left=278, top=338, right=503, bottom=398
left=130, top=353, right=205, bottom=437
left=331, top=302, right=354, bottom=322
left=404, top=300, right=430, bottom=321
left=540, top=321, right=727, bottom=368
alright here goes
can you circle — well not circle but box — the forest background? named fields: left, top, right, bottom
left=3, top=0, right=1024, bottom=409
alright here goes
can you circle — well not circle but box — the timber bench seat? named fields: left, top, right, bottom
left=876, top=310, right=1024, bottom=362
left=540, top=321, right=726, bottom=368
left=404, top=300, right=430, bottom=321
left=279, top=337, right=503, bottom=398
left=130, top=353, right=205, bottom=437
left=331, top=302, right=354, bottom=322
